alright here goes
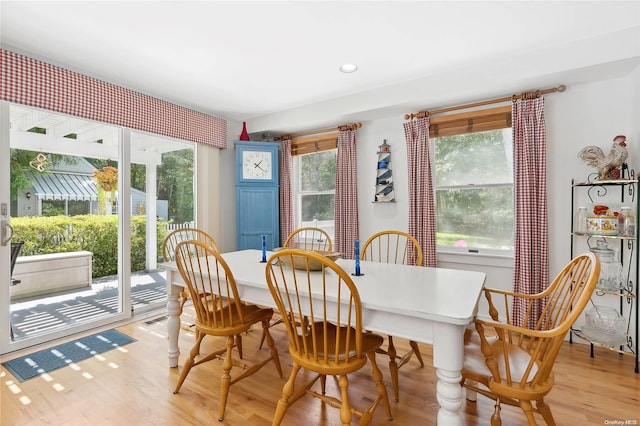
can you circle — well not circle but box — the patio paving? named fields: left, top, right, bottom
left=9, top=269, right=168, bottom=341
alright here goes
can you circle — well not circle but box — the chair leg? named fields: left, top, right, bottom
left=178, top=291, right=190, bottom=316
left=491, top=399, right=502, bottom=426
left=409, top=340, right=425, bottom=367
left=367, top=351, right=393, bottom=421
left=520, top=400, right=537, bottom=426
left=338, top=375, right=353, bottom=425
left=537, top=399, right=556, bottom=425
left=218, top=335, right=235, bottom=422
left=235, top=334, right=243, bottom=359
left=173, top=332, right=205, bottom=394
left=273, top=363, right=301, bottom=425
left=259, top=328, right=267, bottom=350
left=386, top=335, right=400, bottom=402
left=261, top=319, right=283, bottom=377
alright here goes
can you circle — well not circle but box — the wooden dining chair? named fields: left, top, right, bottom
left=162, top=227, right=225, bottom=341
left=259, top=227, right=334, bottom=349
left=360, top=229, right=424, bottom=401
left=461, top=252, right=600, bottom=425
left=283, top=226, right=333, bottom=251
left=265, top=248, right=393, bottom=425
left=173, top=240, right=283, bottom=422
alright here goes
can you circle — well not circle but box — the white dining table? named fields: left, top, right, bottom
left=161, top=249, right=486, bottom=426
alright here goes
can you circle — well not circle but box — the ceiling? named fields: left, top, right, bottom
left=2, top=1, right=640, bottom=136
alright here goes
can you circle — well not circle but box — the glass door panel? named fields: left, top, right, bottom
left=129, top=132, right=195, bottom=315
left=1, top=103, right=128, bottom=353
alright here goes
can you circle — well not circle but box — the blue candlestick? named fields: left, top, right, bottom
left=354, top=240, right=361, bottom=276
left=261, top=235, right=267, bottom=263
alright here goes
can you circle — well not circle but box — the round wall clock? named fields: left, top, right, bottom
left=242, top=150, right=272, bottom=180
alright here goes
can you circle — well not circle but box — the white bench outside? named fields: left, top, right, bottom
left=11, top=251, right=93, bottom=300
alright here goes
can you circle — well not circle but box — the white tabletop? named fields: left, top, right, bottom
left=163, top=250, right=486, bottom=324
left=215, top=250, right=486, bottom=334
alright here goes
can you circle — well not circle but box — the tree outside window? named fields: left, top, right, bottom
left=435, top=128, right=514, bottom=251
left=297, top=149, right=336, bottom=237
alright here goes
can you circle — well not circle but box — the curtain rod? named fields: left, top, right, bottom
left=273, top=122, right=362, bottom=141
left=404, top=84, right=566, bottom=120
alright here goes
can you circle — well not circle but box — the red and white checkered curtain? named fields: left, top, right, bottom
left=403, top=117, right=437, bottom=267
left=512, top=97, right=549, bottom=328
left=279, top=138, right=293, bottom=246
left=0, top=49, right=226, bottom=148
left=334, top=128, right=359, bottom=259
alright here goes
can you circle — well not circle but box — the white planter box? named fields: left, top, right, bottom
left=11, top=251, right=93, bottom=300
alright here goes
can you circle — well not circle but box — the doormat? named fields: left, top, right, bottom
left=2, top=329, right=136, bottom=382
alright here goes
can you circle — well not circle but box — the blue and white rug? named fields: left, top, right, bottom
left=2, top=329, right=136, bottom=382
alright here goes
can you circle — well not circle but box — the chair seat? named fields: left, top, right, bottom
left=463, top=328, right=541, bottom=384
left=197, top=304, right=274, bottom=336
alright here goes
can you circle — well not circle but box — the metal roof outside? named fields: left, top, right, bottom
left=28, top=171, right=98, bottom=202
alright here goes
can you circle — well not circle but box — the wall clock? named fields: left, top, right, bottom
left=242, top=150, right=273, bottom=180
left=235, top=141, right=279, bottom=186
left=234, top=141, right=280, bottom=250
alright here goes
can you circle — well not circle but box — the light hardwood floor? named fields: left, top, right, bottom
left=2, top=308, right=639, bottom=426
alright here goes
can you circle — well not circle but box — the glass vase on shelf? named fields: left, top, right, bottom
left=576, top=206, right=588, bottom=234
left=590, top=240, right=625, bottom=291
left=620, top=206, right=636, bottom=237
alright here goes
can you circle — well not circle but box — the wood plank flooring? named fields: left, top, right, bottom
left=2, top=308, right=639, bottom=425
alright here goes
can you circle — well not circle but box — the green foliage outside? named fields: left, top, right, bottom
left=300, top=150, right=336, bottom=221
left=157, top=149, right=195, bottom=223
left=435, top=129, right=514, bottom=249
left=11, top=215, right=168, bottom=278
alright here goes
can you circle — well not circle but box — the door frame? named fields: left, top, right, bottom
left=0, top=101, right=131, bottom=355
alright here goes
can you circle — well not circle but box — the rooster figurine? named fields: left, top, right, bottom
left=578, top=135, right=628, bottom=180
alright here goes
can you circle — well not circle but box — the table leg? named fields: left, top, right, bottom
left=433, top=322, right=465, bottom=426
left=166, top=269, right=181, bottom=368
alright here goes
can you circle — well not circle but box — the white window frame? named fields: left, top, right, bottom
left=434, top=128, right=514, bottom=257
left=293, top=149, right=337, bottom=241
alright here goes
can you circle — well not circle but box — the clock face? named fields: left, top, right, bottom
left=242, top=150, right=272, bottom=180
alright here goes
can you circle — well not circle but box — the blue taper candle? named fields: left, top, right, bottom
left=261, top=235, right=267, bottom=262
left=354, top=239, right=361, bottom=275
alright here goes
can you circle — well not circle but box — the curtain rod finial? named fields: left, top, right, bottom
left=557, top=84, right=566, bottom=92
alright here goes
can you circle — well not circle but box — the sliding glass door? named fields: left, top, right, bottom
left=1, top=102, right=195, bottom=354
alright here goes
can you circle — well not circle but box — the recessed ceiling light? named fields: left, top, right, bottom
left=339, top=63, right=358, bottom=73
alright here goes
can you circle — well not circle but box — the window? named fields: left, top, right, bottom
left=294, top=149, right=337, bottom=239
left=434, top=107, right=513, bottom=252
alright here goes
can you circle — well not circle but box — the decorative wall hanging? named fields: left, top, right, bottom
left=374, top=140, right=395, bottom=202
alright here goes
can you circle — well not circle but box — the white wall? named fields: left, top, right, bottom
left=220, top=73, right=639, bottom=278
left=216, top=72, right=640, bottom=343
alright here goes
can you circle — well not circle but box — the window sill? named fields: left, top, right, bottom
left=436, top=249, right=513, bottom=268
